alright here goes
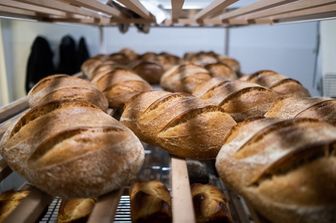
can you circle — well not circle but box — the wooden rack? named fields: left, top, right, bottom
left=0, top=0, right=335, bottom=27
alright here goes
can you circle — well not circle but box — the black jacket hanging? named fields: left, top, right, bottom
left=77, top=37, right=90, bottom=67
left=57, top=35, right=78, bottom=74
left=25, top=36, right=55, bottom=93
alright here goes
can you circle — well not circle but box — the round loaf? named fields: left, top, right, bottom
left=218, top=57, right=241, bottom=73
left=0, top=100, right=144, bottom=198
left=157, top=53, right=181, bottom=71
left=28, top=74, right=108, bottom=111
left=216, top=118, right=336, bottom=223
left=120, top=91, right=236, bottom=159
left=81, top=56, right=108, bottom=79
left=133, top=61, right=164, bottom=84
left=58, top=198, right=96, bottom=223
left=160, top=63, right=212, bottom=93
left=0, top=190, right=30, bottom=222
left=204, top=62, right=237, bottom=80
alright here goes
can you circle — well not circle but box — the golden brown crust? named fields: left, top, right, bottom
left=191, top=184, right=232, bottom=223
left=218, top=57, right=241, bottom=73
left=133, top=61, right=164, bottom=84
left=216, top=118, right=336, bottom=223
left=28, top=75, right=108, bottom=111
left=0, top=190, right=30, bottom=222
left=204, top=62, right=237, bottom=80
left=57, top=198, right=95, bottom=223
left=130, top=181, right=172, bottom=223
left=121, top=91, right=236, bottom=159
left=160, top=63, right=212, bottom=93
left=0, top=100, right=144, bottom=198
left=81, top=57, right=108, bottom=79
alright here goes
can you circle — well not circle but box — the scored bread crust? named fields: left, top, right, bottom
left=57, top=198, right=96, bottom=223
left=0, top=100, right=144, bottom=198
left=216, top=118, right=336, bottom=223
left=132, top=61, right=164, bottom=84
left=193, top=79, right=278, bottom=122
left=91, top=68, right=152, bottom=109
left=160, top=63, right=212, bottom=93
left=121, top=91, right=236, bottom=159
left=28, top=74, right=108, bottom=111
left=204, top=62, right=237, bottom=80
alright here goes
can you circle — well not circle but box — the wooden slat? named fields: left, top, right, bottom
left=219, top=0, right=296, bottom=20
left=0, top=96, right=28, bottom=123
left=19, top=0, right=102, bottom=19
left=117, top=0, right=152, bottom=19
left=87, top=189, right=123, bottom=223
left=241, top=0, right=336, bottom=20
left=66, top=0, right=122, bottom=18
left=171, top=0, right=185, bottom=21
left=0, top=5, right=38, bottom=18
left=171, top=157, right=195, bottom=223
left=109, top=18, right=153, bottom=24
left=194, top=0, right=238, bottom=20
left=4, top=186, right=52, bottom=223
left=0, top=0, right=66, bottom=17
left=0, top=159, right=12, bottom=182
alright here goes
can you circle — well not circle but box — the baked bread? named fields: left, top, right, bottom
left=109, top=53, right=130, bottom=65
left=191, top=184, right=232, bottom=223
left=247, top=70, right=310, bottom=97
left=157, top=53, right=181, bottom=71
left=130, top=180, right=171, bottom=223
left=186, top=51, right=219, bottom=66
left=216, top=118, right=336, bottom=223
left=265, top=97, right=336, bottom=125
left=81, top=56, right=109, bottom=79
left=119, top=48, right=138, bottom=61
left=89, top=61, right=120, bottom=80
left=193, top=78, right=278, bottom=122
left=57, top=198, right=96, bottom=223
left=205, top=62, right=237, bottom=80
left=0, top=100, right=144, bottom=198
left=0, top=190, right=30, bottom=222
left=92, top=68, right=152, bottom=109
left=160, top=63, right=212, bottom=93
left=218, top=57, right=241, bottom=74
left=120, top=91, right=236, bottom=159
left=28, top=74, right=108, bottom=111
left=133, top=61, right=164, bottom=84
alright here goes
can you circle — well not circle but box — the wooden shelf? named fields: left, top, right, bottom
left=0, top=0, right=335, bottom=27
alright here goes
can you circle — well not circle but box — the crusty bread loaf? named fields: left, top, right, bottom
left=216, top=118, right=336, bottom=223
left=92, top=67, right=152, bottom=109
left=193, top=78, right=278, bottom=122
left=160, top=63, right=212, bottom=93
left=28, top=74, right=108, bottom=111
left=81, top=56, right=109, bottom=79
left=119, top=48, right=139, bottom=61
left=57, top=198, right=96, bottom=223
left=120, top=91, right=236, bottom=159
left=0, top=100, right=144, bottom=198
left=265, top=97, right=336, bottom=125
left=218, top=57, right=241, bottom=74
left=205, top=62, right=237, bottom=80
left=89, top=61, right=120, bottom=80
left=109, top=53, right=130, bottom=65
left=130, top=180, right=172, bottom=223
left=188, top=52, right=219, bottom=66
left=133, top=61, right=164, bottom=84
left=157, top=53, right=181, bottom=71
left=247, top=70, right=310, bottom=97
left=0, top=190, right=30, bottom=222
left=191, top=184, right=232, bottom=223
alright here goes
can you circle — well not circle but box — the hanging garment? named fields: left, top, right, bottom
left=25, top=36, right=55, bottom=93
left=77, top=37, right=90, bottom=67
left=57, top=35, right=78, bottom=74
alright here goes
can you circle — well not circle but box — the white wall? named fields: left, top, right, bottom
left=320, top=20, right=336, bottom=76
left=1, top=19, right=100, bottom=100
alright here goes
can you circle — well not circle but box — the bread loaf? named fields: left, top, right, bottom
left=188, top=52, right=219, bottom=66
left=0, top=100, right=144, bottom=198
left=157, top=52, right=181, bottom=71
left=130, top=181, right=172, bottom=223
left=109, top=52, right=130, bottom=65
left=120, top=91, right=236, bottom=159
left=0, top=190, right=30, bottom=222
left=216, top=118, right=336, bottom=223
left=89, top=61, right=119, bottom=80
left=81, top=56, right=109, bottom=79
left=57, top=198, right=95, bottom=223
left=193, top=78, right=278, bottom=121
left=160, top=63, right=212, bottom=93
left=28, top=74, right=108, bottom=111
left=218, top=57, right=241, bottom=74
left=92, top=68, right=152, bottom=109
left=247, top=70, right=310, bottom=97
left=265, top=97, right=336, bottom=125
left=133, top=61, right=164, bottom=84
left=191, top=184, right=232, bottom=223
left=204, top=62, right=237, bottom=80
left=119, top=48, right=139, bottom=61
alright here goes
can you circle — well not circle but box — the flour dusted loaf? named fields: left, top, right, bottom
left=130, top=180, right=172, bottom=223
left=191, top=184, right=232, bottom=223
left=28, top=74, right=108, bottom=111
left=247, top=70, right=310, bottom=97
left=0, top=100, right=144, bottom=198
left=193, top=78, right=278, bottom=121
left=265, top=97, right=336, bottom=125
left=92, top=67, right=152, bottom=109
left=57, top=198, right=96, bottom=223
left=160, top=63, right=212, bottom=93
left=216, top=118, right=336, bottom=223
left=120, top=91, right=236, bottom=159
